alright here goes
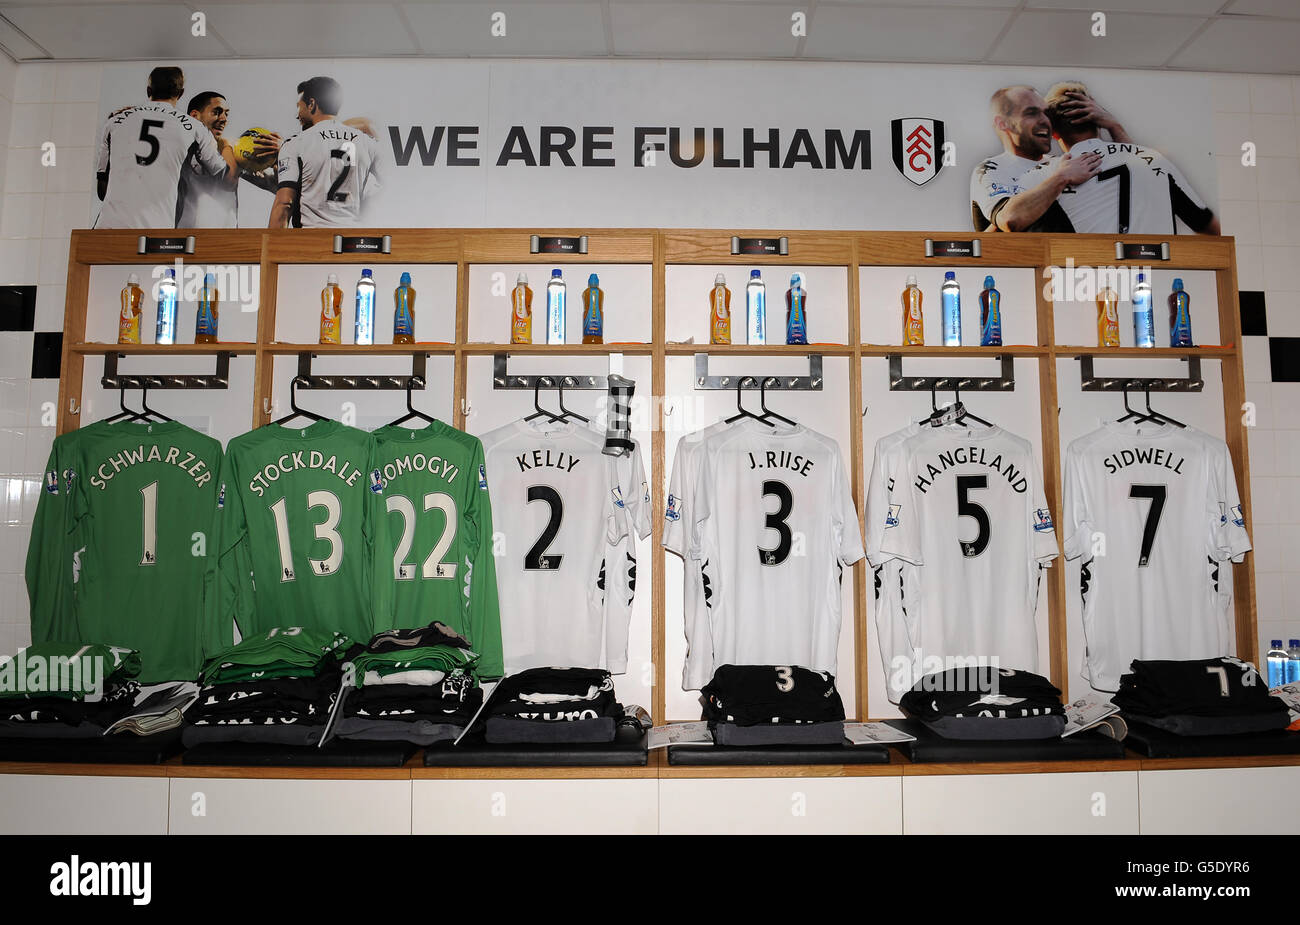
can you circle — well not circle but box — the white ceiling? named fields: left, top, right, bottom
left=0, top=0, right=1297, bottom=74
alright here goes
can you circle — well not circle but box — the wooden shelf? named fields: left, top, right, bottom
left=1058, top=345, right=1236, bottom=358
left=860, top=344, right=1050, bottom=357
left=665, top=342, right=853, bottom=355
left=70, top=342, right=258, bottom=355
left=461, top=342, right=655, bottom=355
left=263, top=342, right=457, bottom=355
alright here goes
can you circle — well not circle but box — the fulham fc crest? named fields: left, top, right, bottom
left=891, top=118, right=944, bottom=187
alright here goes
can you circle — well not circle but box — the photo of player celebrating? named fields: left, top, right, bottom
left=971, top=80, right=1216, bottom=236
left=1040, top=80, right=1219, bottom=236
left=178, top=91, right=281, bottom=228
left=94, top=66, right=237, bottom=229
left=270, top=76, right=384, bottom=229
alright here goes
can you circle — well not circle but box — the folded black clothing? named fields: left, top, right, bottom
left=702, top=665, right=845, bottom=726
left=921, top=714, right=1067, bottom=741
left=712, top=721, right=845, bottom=747
left=489, top=693, right=622, bottom=722
left=332, top=716, right=463, bottom=745
left=484, top=716, right=616, bottom=744
left=364, top=621, right=472, bottom=655
left=900, top=667, right=1063, bottom=721
left=190, top=709, right=325, bottom=725
left=350, top=672, right=479, bottom=708
left=182, top=723, right=325, bottom=748
left=1113, top=658, right=1285, bottom=718
left=1125, top=711, right=1292, bottom=736
left=489, top=667, right=615, bottom=703
left=345, top=685, right=482, bottom=720
left=0, top=691, right=135, bottom=727
left=0, top=721, right=108, bottom=739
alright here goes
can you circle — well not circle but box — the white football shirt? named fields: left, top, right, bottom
left=1062, top=420, right=1251, bottom=692
left=683, top=418, right=864, bottom=678
left=276, top=119, right=383, bottom=227
left=1047, top=138, right=1214, bottom=235
left=95, top=101, right=228, bottom=229
left=662, top=421, right=735, bottom=690
left=479, top=419, right=632, bottom=675
left=878, top=423, right=1059, bottom=676
left=864, top=423, right=921, bottom=702
left=969, top=151, right=1071, bottom=232
left=178, top=164, right=237, bottom=228
left=594, top=428, right=651, bottom=675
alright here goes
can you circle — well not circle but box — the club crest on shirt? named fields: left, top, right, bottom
left=44, top=470, right=59, bottom=495
left=665, top=493, right=681, bottom=522
left=1033, top=508, right=1054, bottom=532
left=478, top=464, right=488, bottom=490
left=885, top=503, right=901, bottom=528
left=369, top=468, right=385, bottom=493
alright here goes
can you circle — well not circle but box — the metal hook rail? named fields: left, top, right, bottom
left=101, top=351, right=232, bottom=390
left=292, top=351, right=429, bottom=390
left=492, top=353, right=609, bottom=390
left=887, top=354, right=1015, bottom=392
left=692, top=353, right=824, bottom=390
left=1076, top=354, right=1203, bottom=392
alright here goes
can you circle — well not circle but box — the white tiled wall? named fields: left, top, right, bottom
left=1210, top=74, right=1300, bottom=660
left=0, top=59, right=1295, bottom=692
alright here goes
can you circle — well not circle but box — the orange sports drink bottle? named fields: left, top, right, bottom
left=320, top=273, right=343, bottom=345
left=511, top=273, right=533, bottom=344
left=118, top=274, right=143, bottom=345
left=709, top=273, right=731, bottom=345
left=1097, top=287, right=1120, bottom=347
left=901, top=275, right=924, bottom=345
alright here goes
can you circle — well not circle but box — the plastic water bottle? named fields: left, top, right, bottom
left=195, top=272, right=219, bottom=344
left=354, top=268, right=375, bottom=346
left=785, top=272, right=808, bottom=345
left=1287, top=639, right=1300, bottom=685
left=1132, top=273, right=1155, bottom=348
left=979, top=275, right=1001, bottom=347
left=546, top=269, right=566, bottom=345
left=941, top=271, right=961, bottom=347
left=1168, top=278, right=1193, bottom=347
left=393, top=271, right=415, bottom=345
left=155, top=268, right=178, bottom=345
left=1267, top=639, right=1288, bottom=688
left=746, top=270, right=766, bottom=345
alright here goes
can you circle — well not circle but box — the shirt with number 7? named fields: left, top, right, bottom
left=1062, top=420, right=1251, bottom=692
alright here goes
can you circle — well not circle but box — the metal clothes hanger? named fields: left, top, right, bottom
left=386, top=376, right=435, bottom=427
left=724, top=379, right=774, bottom=426
left=523, top=381, right=565, bottom=423
left=1142, top=389, right=1185, bottom=428
left=923, top=385, right=991, bottom=428
left=1122, top=385, right=1184, bottom=428
left=137, top=386, right=172, bottom=422
left=273, top=376, right=327, bottom=426
left=554, top=382, right=588, bottom=424
left=755, top=377, right=796, bottom=427
left=103, top=387, right=149, bottom=424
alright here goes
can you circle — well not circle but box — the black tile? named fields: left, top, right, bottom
left=0, top=286, right=36, bottom=332
left=1240, top=291, right=1267, bottom=336
left=1270, top=337, right=1300, bottom=383
left=31, top=331, right=62, bottom=379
